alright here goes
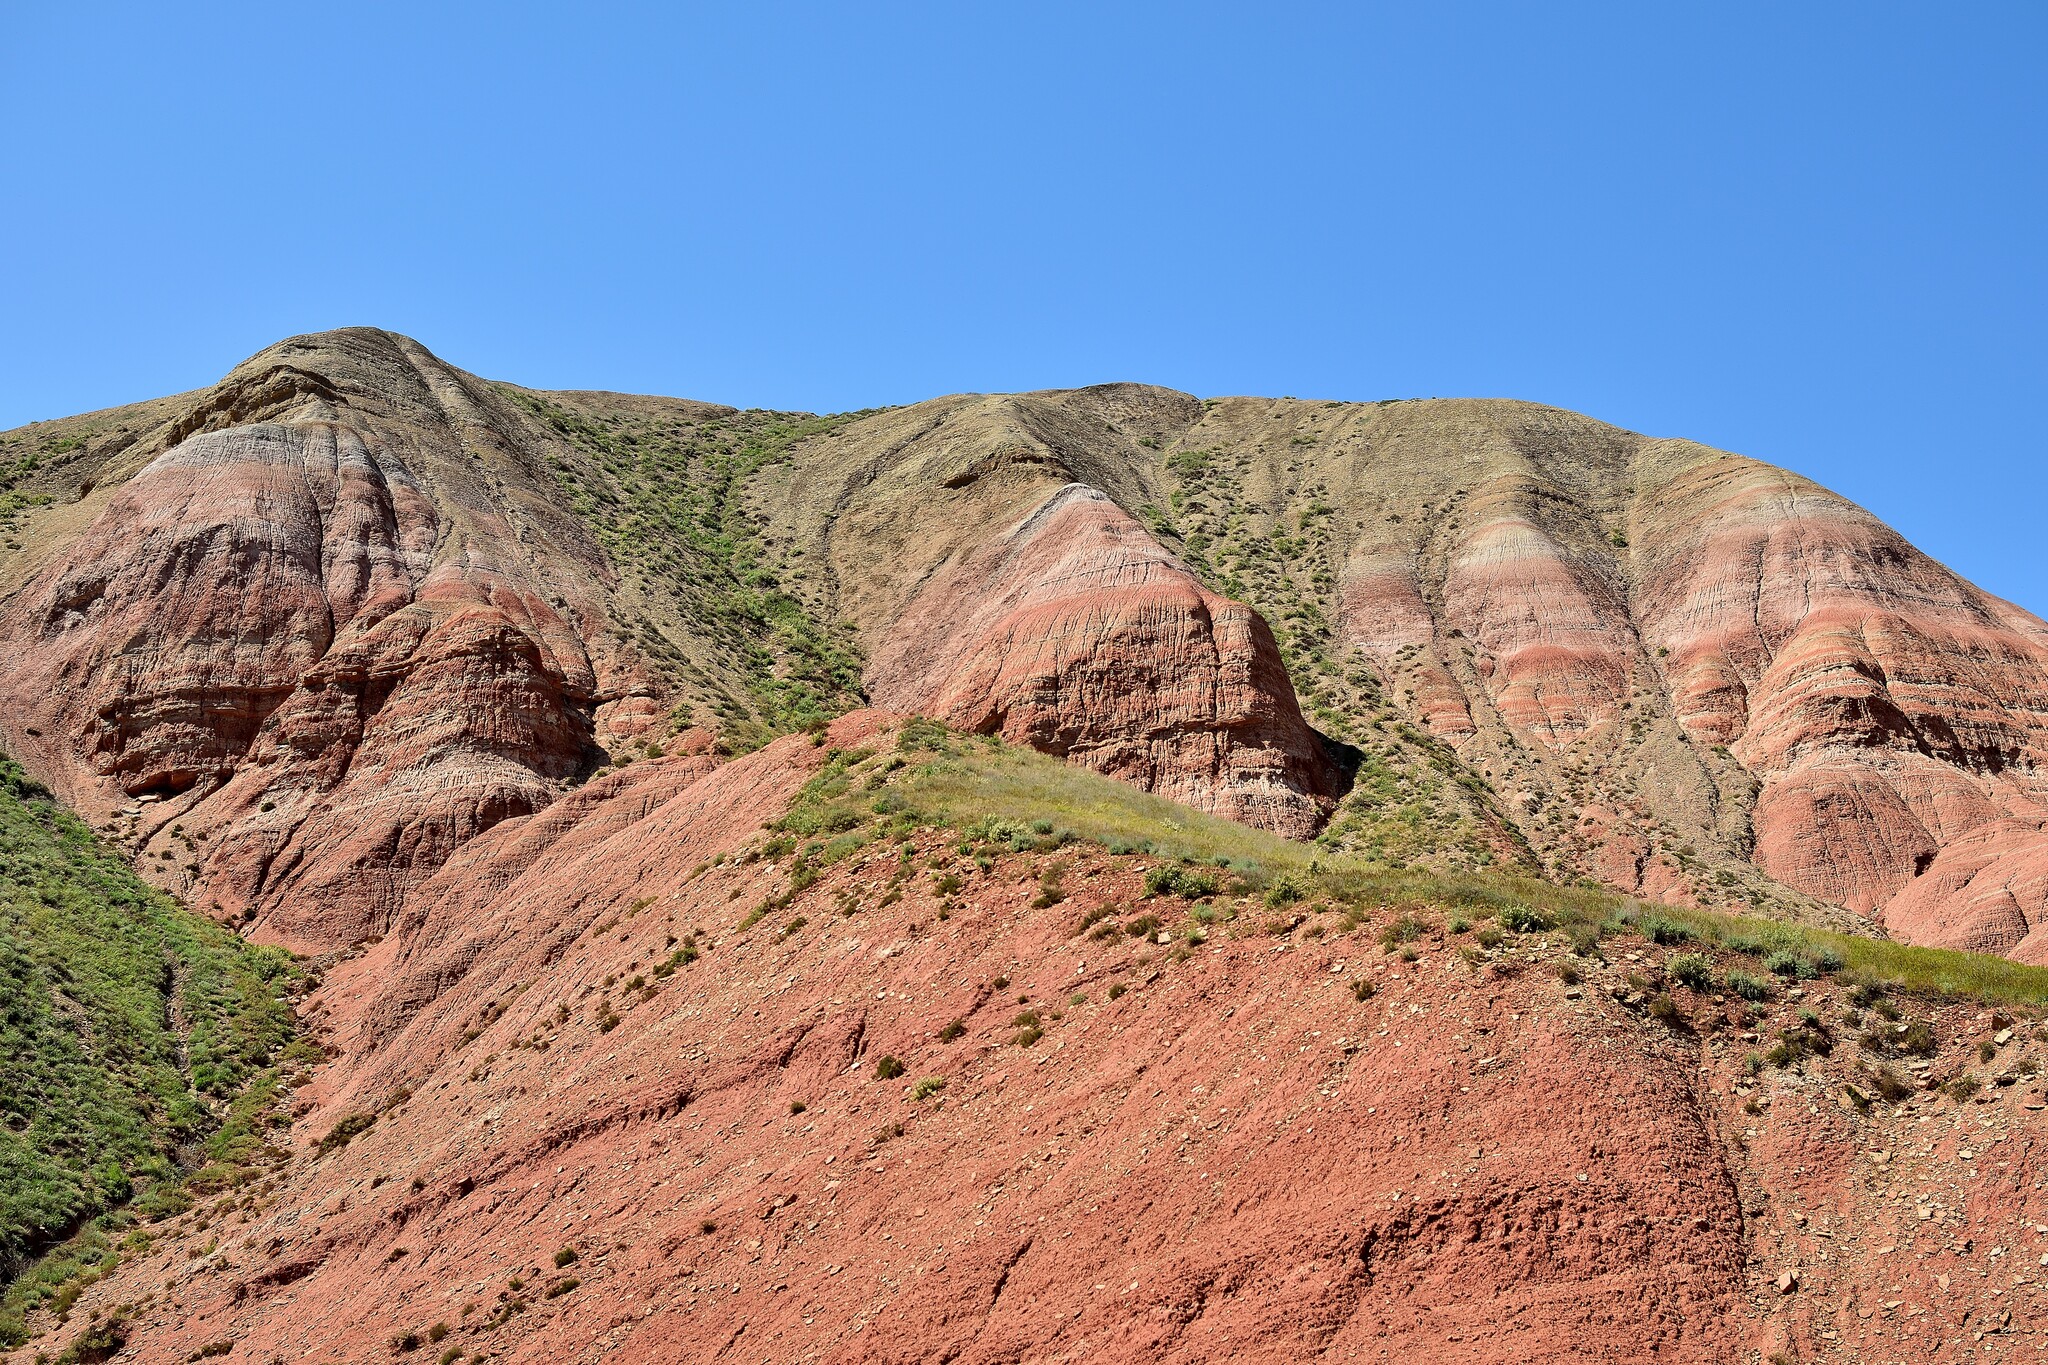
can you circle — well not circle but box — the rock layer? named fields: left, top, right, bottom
left=867, top=484, right=1341, bottom=837
left=7, top=333, right=2048, bottom=956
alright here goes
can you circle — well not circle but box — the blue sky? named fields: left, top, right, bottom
left=4, top=5, right=2043, bottom=609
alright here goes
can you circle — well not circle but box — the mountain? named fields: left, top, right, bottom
left=5, top=328, right=2048, bottom=960
left=4, top=330, right=2048, bottom=1360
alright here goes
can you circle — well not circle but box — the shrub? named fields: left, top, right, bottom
left=1107, top=982, right=1126, bottom=1000
left=1497, top=904, right=1549, bottom=933
left=1263, top=874, right=1307, bottom=908
left=544, top=1278, right=579, bottom=1299
left=1667, top=954, right=1714, bottom=990
left=428, top=1321, right=452, bottom=1341
left=788, top=1100, right=807, bottom=1115
left=937, top=1019, right=966, bottom=1042
left=1378, top=915, right=1424, bottom=953
left=1031, top=863, right=1068, bottom=909
left=1867, top=1066, right=1914, bottom=1103
left=1978, top=1040, right=1998, bottom=1064
left=1555, top=961, right=1580, bottom=986
left=873, top=1056, right=906, bottom=1080
left=909, top=1076, right=947, bottom=1101
left=1725, top=970, right=1771, bottom=1001
left=1763, top=951, right=1805, bottom=978
left=317, top=1113, right=377, bottom=1154
left=1946, top=1076, right=1981, bottom=1102
left=1011, top=1010, right=1043, bottom=1047
left=1475, top=926, right=1504, bottom=950
left=1899, top=1019, right=1938, bottom=1056
left=1145, top=865, right=1219, bottom=899
left=1638, top=916, right=1693, bottom=946
left=1351, top=978, right=1376, bottom=1001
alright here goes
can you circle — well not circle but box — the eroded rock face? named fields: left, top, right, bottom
left=867, top=484, right=1342, bottom=837
left=0, top=332, right=635, bottom=951
left=1632, top=450, right=2048, bottom=954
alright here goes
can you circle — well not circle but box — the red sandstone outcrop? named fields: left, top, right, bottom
left=35, top=715, right=2048, bottom=1363
left=0, top=332, right=648, bottom=951
left=867, top=484, right=1341, bottom=837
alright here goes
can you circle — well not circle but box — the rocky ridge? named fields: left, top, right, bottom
left=4, top=329, right=2048, bottom=960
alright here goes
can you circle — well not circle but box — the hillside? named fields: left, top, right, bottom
left=4, top=328, right=2048, bottom=961
left=0, top=756, right=297, bottom=1348
left=22, top=716, right=2048, bottom=1362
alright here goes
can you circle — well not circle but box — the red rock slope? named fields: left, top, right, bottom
left=37, top=715, right=2048, bottom=1363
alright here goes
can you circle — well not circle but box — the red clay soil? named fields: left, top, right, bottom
left=32, top=716, right=2048, bottom=1364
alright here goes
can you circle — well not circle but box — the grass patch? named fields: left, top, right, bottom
left=868, top=731, right=2048, bottom=1009
left=0, top=756, right=298, bottom=1344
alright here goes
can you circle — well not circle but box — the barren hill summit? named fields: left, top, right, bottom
left=6, top=327, right=2047, bottom=961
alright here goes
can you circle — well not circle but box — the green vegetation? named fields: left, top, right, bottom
left=0, top=756, right=298, bottom=1344
left=784, top=723, right=2048, bottom=1009
left=503, top=389, right=868, bottom=749
left=1154, top=443, right=1516, bottom=873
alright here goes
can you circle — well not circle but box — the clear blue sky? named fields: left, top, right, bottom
left=4, top=5, right=2043, bottom=608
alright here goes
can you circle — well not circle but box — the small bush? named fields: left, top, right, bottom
left=937, top=1019, right=966, bottom=1042
left=1763, top=950, right=1806, bottom=979
left=1555, top=961, right=1580, bottom=986
left=317, top=1113, right=377, bottom=1154
left=1638, top=916, right=1693, bottom=946
left=789, top=1100, right=807, bottom=1115
left=1497, top=904, right=1549, bottom=933
left=1145, top=865, right=1219, bottom=899
left=1378, top=915, right=1425, bottom=953
left=1351, top=978, right=1376, bottom=1001
left=544, top=1278, right=579, bottom=1299
left=1667, top=954, right=1714, bottom=990
left=1725, top=970, right=1771, bottom=1002
left=1899, top=1019, right=1937, bottom=1056
left=1945, top=1076, right=1981, bottom=1102
left=910, top=1076, right=947, bottom=1101
left=1263, top=873, right=1307, bottom=908
left=873, top=1056, right=906, bottom=1080
left=1011, top=1010, right=1043, bottom=1047
left=1106, top=982, right=1126, bottom=1000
